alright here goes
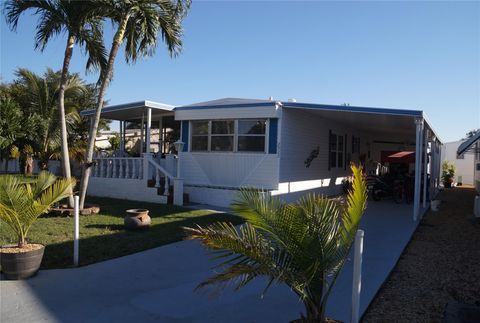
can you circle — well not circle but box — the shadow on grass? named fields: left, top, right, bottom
left=85, top=196, right=192, bottom=218
left=41, top=211, right=243, bottom=269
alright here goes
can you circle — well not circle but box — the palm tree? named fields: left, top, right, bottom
left=4, top=0, right=107, bottom=206
left=185, top=164, right=368, bottom=323
left=0, top=171, right=75, bottom=247
left=0, top=96, right=24, bottom=172
left=13, top=68, right=86, bottom=170
left=78, top=0, right=191, bottom=209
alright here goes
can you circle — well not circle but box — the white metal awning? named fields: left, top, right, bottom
left=80, top=100, right=174, bottom=121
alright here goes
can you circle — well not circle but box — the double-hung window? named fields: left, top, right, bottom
left=190, top=119, right=267, bottom=153
left=191, top=121, right=209, bottom=151
left=238, top=120, right=266, bottom=152
left=329, top=132, right=344, bottom=169
left=211, top=120, right=234, bottom=151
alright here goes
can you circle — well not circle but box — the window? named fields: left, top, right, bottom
left=238, top=120, right=266, bottom=152
left=191, top=121, right=209, bottom=151
left=190, top=119, right=266, bottom=153
left=329, top=132, right=344, bottom=169
left=211, top=120, right=234, bottom=151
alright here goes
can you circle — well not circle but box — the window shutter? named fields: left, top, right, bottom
left=268, top=118, right=278, bottom=154
left=181, top=120, right=189, bottom=152
left=328, top=129, right=332, bottom=171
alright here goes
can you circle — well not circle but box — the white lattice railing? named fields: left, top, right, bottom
left=92, top=157, right=144, bottom=179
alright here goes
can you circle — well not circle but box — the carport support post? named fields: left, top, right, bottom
left=146, top=108, right=151, bottom=154
left=351, top=229, right=364, bottom=323
left=140, top=114, right=145, bottom=154
left=120, top=121, right=124, bottom=153
left=413, top=118, right=424, bottom=221
left=422, top=129, right=429, bottom=210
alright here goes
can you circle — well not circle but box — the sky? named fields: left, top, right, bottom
left=1, top=0, right=479, bottom=142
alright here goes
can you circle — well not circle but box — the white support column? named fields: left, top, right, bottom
left=146, top=108, right=152, bottom=154
left=173, top=178, right=183, bottom=205
left=413, top=118, right=424, bottom=221
left=158, top=116, right=163, bottom=154
left=120, top=121, right=125, bottom=154
left=351, top=230, right=364, bottom=323
left=172, top=140, right=184, bottom=206
left=140, top=114, right=145, bottom=154
left=422, top=129, right=429, bottom=209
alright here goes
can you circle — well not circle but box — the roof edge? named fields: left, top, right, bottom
left=80, top=100, right=174, bottom=117
left=457, top=131, right=480, bottom=156
left=174, top=101, right=277, bottom=111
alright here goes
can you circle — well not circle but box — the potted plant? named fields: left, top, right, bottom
left=185, top=164, right=367, bottom=322
left=441, top=161, right=455, bottom=188
left=0, top=171, right=74, bottom=279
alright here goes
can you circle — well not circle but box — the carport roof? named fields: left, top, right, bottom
left=80, top=100, right=174, bottom=121
left=280, top=101, right=440, bottom=141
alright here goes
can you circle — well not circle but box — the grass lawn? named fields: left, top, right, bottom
left=0, top=196, right=243, bottom=269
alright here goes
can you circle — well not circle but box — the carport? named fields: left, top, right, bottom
left=281, top=102, right=443, bottom=221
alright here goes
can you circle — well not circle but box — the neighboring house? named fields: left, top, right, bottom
left=457, top=131, right=480, bottom=193
left=441, top=140, right=475, bottom=185
left=81, top=98, right=442, bottom=221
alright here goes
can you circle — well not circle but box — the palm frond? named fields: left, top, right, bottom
left=185, top=164, right=368, bottom=321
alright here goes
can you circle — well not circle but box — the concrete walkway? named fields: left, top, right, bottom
left=1, top=201, right=420, bottom=323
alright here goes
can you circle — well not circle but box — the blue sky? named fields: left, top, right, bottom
left=1, top=1, right=479, bottom=142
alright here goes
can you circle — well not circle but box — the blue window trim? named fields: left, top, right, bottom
left=181, top=120, right=189, bottom=152
left=268, top=119, right=278, bottom=154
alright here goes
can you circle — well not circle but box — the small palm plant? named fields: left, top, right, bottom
left=185, top=164, right=367, bottom=323
left=0, top=171, right=75, bottom=248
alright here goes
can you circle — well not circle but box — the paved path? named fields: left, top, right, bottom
left=1, top=201, right=420, bottom=323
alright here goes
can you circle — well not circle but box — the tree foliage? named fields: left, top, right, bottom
left=0, top=68, right=109, bottom=172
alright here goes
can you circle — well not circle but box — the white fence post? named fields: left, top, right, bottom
left=351, top=229, right=364, bottom=323
left=73, top=195, right=80, bottom=267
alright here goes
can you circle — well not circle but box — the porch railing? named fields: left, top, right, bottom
left=92, top=157, right=144, bottom=179
left=146, top=157, right=175, bottom=196
left=92, top=155, right=178, bottom=199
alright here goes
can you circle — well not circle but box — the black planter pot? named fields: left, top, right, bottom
left=0, top=244, right=45, bottom=280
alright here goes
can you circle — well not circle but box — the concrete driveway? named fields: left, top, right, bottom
left=1, top=201, right=420, bottom=323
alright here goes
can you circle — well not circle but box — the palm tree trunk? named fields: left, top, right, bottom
left=78, top=15, right=130, bottom=210
left=59, top=34, right=75, bottom=207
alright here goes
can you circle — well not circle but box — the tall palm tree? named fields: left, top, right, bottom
left=186, top=164, right=368, bottom=323
left=78, top=0, right=191, bottom=209
left=4, top=0, right=107, bottom=206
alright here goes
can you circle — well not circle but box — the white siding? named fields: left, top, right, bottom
left=441, top=140, right=475, bottom=185
left=277, top=109, right=369, bottom=200
left=184, top=186, right=241, bottom=208
left=175, top=106, right=280, bottom=120
left=87, top=177, right=167, bottom=204
left=180, top=153, right=279, bottom=188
